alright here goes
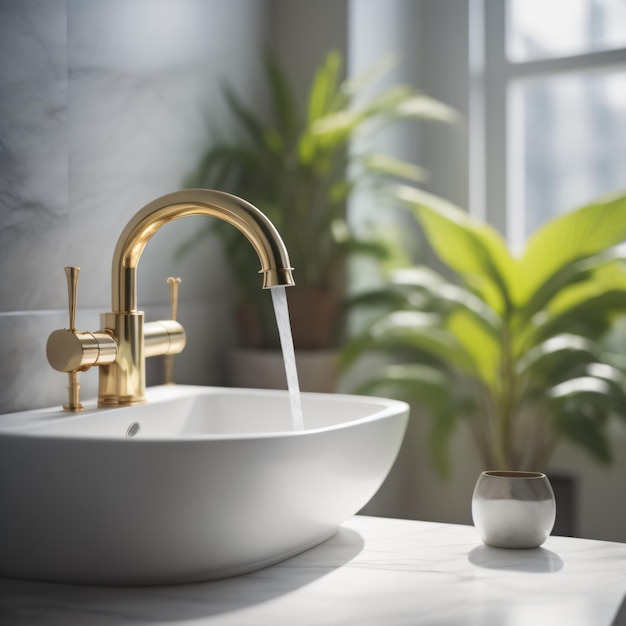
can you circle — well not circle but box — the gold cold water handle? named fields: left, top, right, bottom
left=163, top=277, right=182, bottom=385
left=168, top=277, right=181, bottom=321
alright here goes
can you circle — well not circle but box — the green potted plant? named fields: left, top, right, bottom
left=181, top=51, right=455, bottom=389
left=342, top=186, right=626, bottom=476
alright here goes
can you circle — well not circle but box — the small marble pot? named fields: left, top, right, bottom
left=472, top=470, right=556, bottom=549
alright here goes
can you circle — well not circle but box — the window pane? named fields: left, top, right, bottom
left=509, top=70, right=626, bottom=244
left=508, top=0, right=626, bottom=61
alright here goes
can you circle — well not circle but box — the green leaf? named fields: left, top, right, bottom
left=583, top=362, right=625, bottom=387
left=396, top=185, right=514, bottom=315
left=221, top=82, right=269, bottom=151
left=341, top=310, right=481, bottom=377
left=390, top=94, right=458, bottom=124
left=548, top=376, right=626, bottom=413
left=515, top=191, right=626, bottom=305
left=529, top=289, right=626, bottom=346
left=360, top=153, right=428, bottom=183
left=344, top=286, right=421, bottom=312
left=518, top=244, right=626, bottom=323
left=359, top=84, right=417, bottom=117
left=264, top=51, right=299, bottom=144
left=547, top=261, right=626, bottom=316
left=297, top=132, right=317, bottom=166
left=341, top=53, right=398, bottom=99
left=445, top=309, right=500, bottom=385
left=347, top=269, right=501, bottom=372
left=552, top=409, right=613, bottom=464
left=516, top=334, right=601, bottom=378
left=357, top=363, right=449, bottom=401
left=311, top=110, right=365, bottom=139
left=359, top=86, right=456, bottom=124
left=307, top=50, right=343, bottom=124
left=342, top=236, right=395, bottom=260
left=390, top=267, right=501, bottom=334
left=546, top=374, right=626, bottom=464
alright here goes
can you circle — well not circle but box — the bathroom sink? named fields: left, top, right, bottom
left=0, top=385, right=408, bottom=585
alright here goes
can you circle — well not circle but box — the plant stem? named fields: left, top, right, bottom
left=474, top=377, right=501, bottom=469
left=529, top=404, right=559, bottom=470
left=466, top=383, right=493, bottom=468
left=498, top=317, right=518, bottom=470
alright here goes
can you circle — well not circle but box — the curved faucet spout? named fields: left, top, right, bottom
left=112, top=189, right=295, bottom=313
left=97, top=188, right=294, bottom=407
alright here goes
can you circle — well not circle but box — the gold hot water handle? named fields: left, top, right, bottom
left=46, top=267, right=117, bottom=411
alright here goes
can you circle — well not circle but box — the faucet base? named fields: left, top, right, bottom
left=98, top=397, right=147, bottom=408
left=97, top=312, right=187, bottom=407
left=98, top=312, right=146, bottom=407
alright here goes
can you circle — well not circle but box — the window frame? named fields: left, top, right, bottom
left=475, top=0, right=626, bottom=248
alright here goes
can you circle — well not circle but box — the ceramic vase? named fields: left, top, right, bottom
left=472, top=470, right=556, bottom=549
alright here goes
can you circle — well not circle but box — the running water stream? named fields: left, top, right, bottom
left=271, top=286, right=304, bottom=431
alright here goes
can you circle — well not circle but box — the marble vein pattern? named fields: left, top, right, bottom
left=0, top=516, right=625, bottom=626
left=0, top=0, right=68, bottom=313
left=0, top=0, right=265, bottom=413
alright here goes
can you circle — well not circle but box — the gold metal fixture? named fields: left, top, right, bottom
left=46, top=267, right=117, bottom=412
left=163, top=277, right=181, bottom=385
left=63, top=267, right=83, bottom=412
left=46, top=189, right=294, bottom=410
left=167, top=277, right=181, bottom=321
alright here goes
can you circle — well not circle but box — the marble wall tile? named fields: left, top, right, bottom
left=0, top=0, right=68, bottom=312
left=62, top=0, right=265, bottom=312
left=0, top=309, right=99, bottom=414
left=0, top=0, right=268, bottom=413
left=64, top=0, right=267, bottom=310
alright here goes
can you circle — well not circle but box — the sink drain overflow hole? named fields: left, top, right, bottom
left=126, top=422, right=141, bottom=438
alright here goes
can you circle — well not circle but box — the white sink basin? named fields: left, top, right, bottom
left=0, top=385, right=408, bottom=585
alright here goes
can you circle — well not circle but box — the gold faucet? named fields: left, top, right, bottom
left=47, top=189, right=295, bottom=410
left=163, top=276, right=182, bottom=385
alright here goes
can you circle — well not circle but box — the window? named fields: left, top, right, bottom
left=477, top=0, right=626, bottom=251
left=508, top=0, right=626, bottom=61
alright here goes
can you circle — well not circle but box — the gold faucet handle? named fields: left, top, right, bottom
left=163, top=277, right=182, bottom=385
left=47, top=266, right=117, bottom=412
left=65, top=266, right=80, bottom=331
left=167, top=276, right=181, bottom=321
left=63, top=266, right=83, bottom=411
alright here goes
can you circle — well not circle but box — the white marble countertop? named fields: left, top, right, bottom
left=1, top=515, right=626, bottom=625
